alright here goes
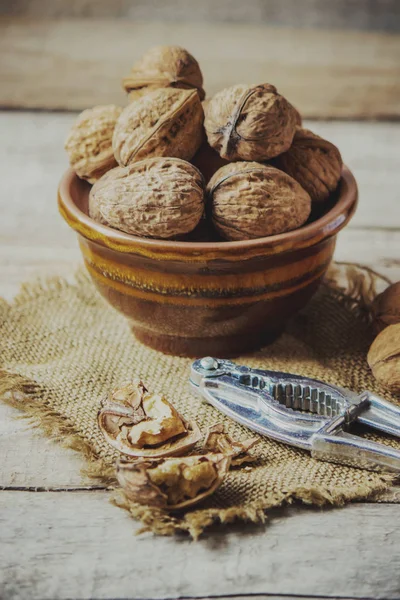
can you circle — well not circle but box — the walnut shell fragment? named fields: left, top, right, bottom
left=112, top=88, right=204, bottom=167
left=123, top=45, right=205, bottom=102
left=204, top=83, right=298, bottom=161
left=367, top=323, right=400, bottom=392
left=203, top=424, right=259, bottom=466
left=371, top=282, right=400, bottom=333
left=116, top=453, right=230, bottom=510
left=64, top=105, right=122, bottom=183
left=207, top=162, right=312, bottom=241
left=89, top=158, right=205, bottom=239
left=273, top=128, right=343, bottom=203
left=98, top=379, right=201, bottom=457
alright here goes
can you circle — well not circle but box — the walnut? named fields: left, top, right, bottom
left=98, top=379, right=201, bottom=458
left=191, top=141, right=230, bottom=183
left=367, top=323, right=400, bottom=391
left=122, top=45, right=205, bottom=102
left=371, top=282, right=400, bottom=333
left=116, top=454, right=230, bottom=510
left=64, top=105, right=122, bottom=183
left=112, top=88, right=204, bottom=167
left=89, top=158, right=205, bottom=239
left=207, top=162, right=311, bottom=241
left=204, top=83, right=298, bottom=161
left=273, top=128, right=343, bottom=203
left=203, top=424, right=259, bottom=465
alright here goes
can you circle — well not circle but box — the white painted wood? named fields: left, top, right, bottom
left=0, top=403, right=94, bottom=489
left=1, top=19, right=399, bottom=118
left=0, top=492, right=399, bottom=600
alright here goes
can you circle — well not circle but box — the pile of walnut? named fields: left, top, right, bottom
left=98, top=380, right=259, bottom=510
left=368, top=282, right=400, bottom=392
left=65, top=45, right=343, bottom=242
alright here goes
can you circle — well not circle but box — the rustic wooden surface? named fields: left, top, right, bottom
left=1, top=18, right=400, bottom=118
left=0, top=112, right=400, bottom=599
left=2, top=0, right=399, bottom=32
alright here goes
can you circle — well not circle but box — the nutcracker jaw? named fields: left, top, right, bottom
left=190, top=358, right=400, bottom=473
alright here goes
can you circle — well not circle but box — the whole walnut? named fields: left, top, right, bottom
left=112, top=88, right=204, bottom=167
left=89, top=157, right=205, bottom=239
left=122, top=45, right=205, bottom=102
left=273, top=128, right=343, bottom=203
left=207, top=162, right=311, bottom=241
left=371, top=282, right=400, bottom=333
left=367, top=323, right=400, bottom=391
left=64, top=105, right=122, bottom=183
left=204, top=84, right=298, bottom=161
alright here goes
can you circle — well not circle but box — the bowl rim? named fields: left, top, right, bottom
left=58, top=165, right=358, bottom=257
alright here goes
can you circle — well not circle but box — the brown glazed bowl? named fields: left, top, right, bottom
left=58, top=167, right=357, bottom=357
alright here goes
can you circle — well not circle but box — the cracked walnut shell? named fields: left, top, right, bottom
left=367, top=323, right=400, bottom=392
left=89, top=157, right=205, bottom=239
left=116, top=454, right=230, bottom=510
left=122, top=45, right=205, bottom=101
left=64, top=105, right=122, bottom=183
left=207, top=162, right=311, bottom=241
left=273, top=128, right=343, bottom=203
left=371, top=282, right=400, bottom=333
left=204, top=83, right=298, bottom=161
left=112, top=88, right=204, bottom=167
left=98, top=379, right=201, bottom=458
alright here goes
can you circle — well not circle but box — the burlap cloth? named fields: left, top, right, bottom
left=1, top=262, right=399, bottom=538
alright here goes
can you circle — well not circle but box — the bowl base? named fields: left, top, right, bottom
left=132, top=326, right=284, bottom=358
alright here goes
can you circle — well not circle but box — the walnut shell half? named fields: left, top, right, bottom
left=273, top=128, right=343, bottom=203
left=204, top=83, right=298, bottom=161
left=98, top=380, right=201, bottom=458
left=116, top=454, right=230, bottom=510
left=89, top=158, right=205, bottom=239
left=371, top=282, right=400, bottom=333
left=367, top=323, right=400, bottom=391
left=123, top=45, right=205, bottom=101
left=64, top=105, right=122, bottom=183
left=112, top=88, right=204, bottom=167
left=207, top=162, right=311, bottom=241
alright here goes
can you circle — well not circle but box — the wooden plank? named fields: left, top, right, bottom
left=2, top=0, right=399, bottom=33
left=1, top=19, right=399, bottom=118
left=0, top=492, right=399, bottom=600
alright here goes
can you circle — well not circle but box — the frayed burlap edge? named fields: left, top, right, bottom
left=0, top=264, right=396, bottom=538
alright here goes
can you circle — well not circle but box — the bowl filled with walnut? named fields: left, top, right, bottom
left=59, top=46, right=357, bottom=357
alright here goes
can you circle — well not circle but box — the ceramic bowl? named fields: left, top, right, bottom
left=58, top=167, right=357, bottom=357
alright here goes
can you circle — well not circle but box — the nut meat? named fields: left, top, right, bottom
left=65, top=105, right=122, bottom=183
left=273, top=128, right=343, bottom=203
left=367, top=323, right=400, bottom=391
left=203, top=423, right=259, bottom=465
left=207, top=162, right=312, bottom=240
left=204, top=84, right=298, bottom=161
left=98, top=379, right=201, bottom=457
left=122, top=45, right=205, bottom=101
left=371, top=282, right=400, bottom=333
left=112, top=88, right=204, bottom=166
left=89, top=158, right=205, bottom=239
left=116, top=454, right=230, bottom=510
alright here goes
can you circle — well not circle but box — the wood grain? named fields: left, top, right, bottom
left=1, top=18, right=399, bottom=117
left=1, top=492, right=400, bottom=600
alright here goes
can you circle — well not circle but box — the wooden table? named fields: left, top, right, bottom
left=1, top=112, right=399, bottom=600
